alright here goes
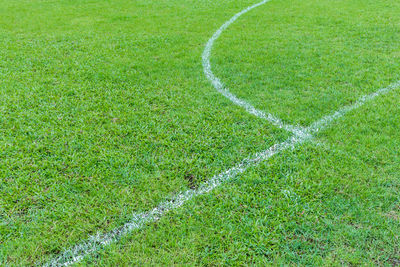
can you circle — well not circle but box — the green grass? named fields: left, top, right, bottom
left=0, top=0, right=399, bottom=265
left=214, top=0, right=400, bottom=125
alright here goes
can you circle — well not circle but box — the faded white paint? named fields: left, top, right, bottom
left=43, top=0, right=400, bottom=265
left=201, top=0, right=309, bottom=138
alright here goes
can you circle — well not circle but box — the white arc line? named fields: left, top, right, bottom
left=43, top=79, right=399, bottom=266
left=201, top=0, right=309, bottom=138
left=42, top=0, right=400, bottom=265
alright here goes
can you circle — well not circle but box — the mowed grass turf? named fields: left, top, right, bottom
left=213, top=0, right=400, bottom=125
left=81, top=91, right=400, bottom=266
left=0, top=0, right=399, bottom=265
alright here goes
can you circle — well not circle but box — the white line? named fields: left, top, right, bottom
left=42, top=0, right=400, bottom=265
left=44, top=78, right=399, bottom=266
left=43, top=136, right=303, bottom=267
left=201, top=0, right=309, bottom=138
left=308, top=80, right=400, bottom=134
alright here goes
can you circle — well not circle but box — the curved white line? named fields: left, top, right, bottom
left=42, top=0, right=400, bottom=265
left=43, top=80, right=400, bottom=267
left=201, top=0, right=309, bottom=138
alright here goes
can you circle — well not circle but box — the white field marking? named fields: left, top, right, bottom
left=43, top=136, right=304, bottom=267
left=308, top=80, right=400, bottom=134
left=44, top=79, right=399, bottom=266
left=201, top=0, right=309, bottom=139
left=42, top=0, right=400, bottom=264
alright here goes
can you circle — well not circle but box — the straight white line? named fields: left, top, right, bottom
left=44, top=78, right=399, bottom=266
left=42, top=0, right=400, bottom=264
left=201, top=0, right=309, bottom=138
left=308, top=80, right=400, bottom=134
left=44, top=136, right=303, bottom=267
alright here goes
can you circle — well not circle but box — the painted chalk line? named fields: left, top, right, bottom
left=308, top=80, right=400, bottom=134
left=201, top=0, right=310, bottom=139
left=44, top=79, right=400, bottom=266
left=42, top=0, right=400, bottom=264
left=43, top=136, right=301, bottom=267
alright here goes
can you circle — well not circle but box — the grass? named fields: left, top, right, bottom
left=0, top=0, right=399, bottom=265
left=213, top=0, right=400, bottom=125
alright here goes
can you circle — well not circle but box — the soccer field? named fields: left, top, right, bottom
left=1, top=0, right=400, bottom=265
